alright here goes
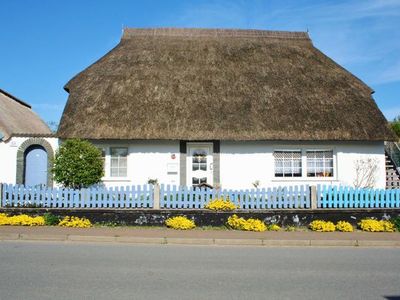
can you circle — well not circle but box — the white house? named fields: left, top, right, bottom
left=56, top=28, right=395, bottom=189
left=0, top=89, right=58, bottom=186
left=2, top=28, right=396, bottom=189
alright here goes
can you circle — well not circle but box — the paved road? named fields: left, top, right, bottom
left=0, top=242, right=399, bottom=300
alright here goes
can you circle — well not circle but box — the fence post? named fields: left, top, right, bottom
left=153, top=184, right=160, bottom=209
left=0, top=183, right=2, bottom=207
left=310, top=186, right=317, bottom=209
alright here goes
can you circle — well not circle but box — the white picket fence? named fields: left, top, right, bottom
left=0, top=184, right=153, bottom=208
left=1, top=183, right=400, bottom=209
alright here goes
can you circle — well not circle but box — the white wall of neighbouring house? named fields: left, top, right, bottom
left=0, top=136, right=59, bottom=185
left=92, top=140, right=180, bottom=188
left=219, top=141, right=386, bottom=190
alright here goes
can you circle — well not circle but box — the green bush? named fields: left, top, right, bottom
left=43, top=213, right=60, bottom=226
left=392, top=217, right=400, bottom=231
left=52, top=139, right=104, bottom=188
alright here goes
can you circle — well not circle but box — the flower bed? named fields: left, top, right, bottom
left=0, top=213, right=45, bottom=226
left=165, top=216, right=196, bottom=230
left=227, top=214, right=267, bottom=232
left=309, top=220, right=336, bottom=232
left=58, top=216, right=92, bottom=228
left=204, top=198, right=237, bottom=211
left=358, top=219, right=395, bottom=232
left=0, top=213, right=92, bottom=228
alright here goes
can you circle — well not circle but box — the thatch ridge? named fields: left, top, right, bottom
left=122, top=27, right=310, bottom=40
left=58, top=27, right=395, bottom=141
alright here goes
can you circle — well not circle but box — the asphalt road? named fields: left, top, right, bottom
left=0, top=242, right=399, bottom=300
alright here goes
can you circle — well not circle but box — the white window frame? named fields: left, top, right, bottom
left=273, top=149, right=302, bottom=178
left=93, top=144, right=130, bottom=181
left=272, top=146, right=337, bottom=181
left=305, top=149, right=334, bottom=178
left=110, top=147, right=128, bottom=178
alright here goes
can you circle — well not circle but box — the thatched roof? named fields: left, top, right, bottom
left=58, top=28, right=395, bottom=141
left=0, top=89, right=51, bottom=141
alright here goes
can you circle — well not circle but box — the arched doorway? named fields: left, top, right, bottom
left=16, top=137, right=54, bottom=187
left=24, top=145, right=48, bottom=186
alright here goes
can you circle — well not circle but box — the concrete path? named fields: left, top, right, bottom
left=1, top=226, right=400, bottom=246
left=1, top=242, right=399, bottom=299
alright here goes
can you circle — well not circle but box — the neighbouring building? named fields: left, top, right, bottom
left=0, top=89, right=57, bottom=186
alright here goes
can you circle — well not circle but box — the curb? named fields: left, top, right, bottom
left=1, top=233, right=400, bottom=247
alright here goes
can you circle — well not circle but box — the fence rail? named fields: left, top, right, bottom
left=0, top=184, right=153, bottom=208
left=1, top=183, right=400, bottom=210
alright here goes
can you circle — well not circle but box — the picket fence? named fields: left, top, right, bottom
left=0, top=184, right=153, bottom=208
left=160, top=184, right=310, bottom=209
left=1, top=183, right=400, bottom=210
left=317, top=185, right=400, bottom=209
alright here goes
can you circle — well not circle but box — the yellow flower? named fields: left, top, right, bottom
left=268, top=224, right=281, bottom=231
left=227, top=214, right=267, bottom=232
left=336, top=221, right=354, bottom=232
left=205, top=198, right=237, bottom=211
left=358, top=219, right=395, bottom=232
left=0, top=213, right=44, bottom=226
left=309, top=220, right=336, bottom=232
left=165, top=216, right=196, bottom=230
left=58, top=216, right=92, bottom=228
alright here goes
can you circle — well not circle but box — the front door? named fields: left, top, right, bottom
left=187, top=144, right=213, bottom=186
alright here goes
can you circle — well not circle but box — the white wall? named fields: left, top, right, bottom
left=220, top=141, right=386, bottom=189
left=92, top=140, right=180, bottom=188
left=0, top=138, right=386, bottom=189
left=0, top=136, right=58, bottom=184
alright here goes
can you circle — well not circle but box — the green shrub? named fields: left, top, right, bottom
left=52, top=139, right=104, bottom=188
left=43, top=213, right=60, bottom=226
left=392, top=217, right=400, bottom=231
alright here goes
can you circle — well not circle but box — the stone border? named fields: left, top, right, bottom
left=16, top=138, right=54, bottom=187
left=0, top=234, right=399, bottom=247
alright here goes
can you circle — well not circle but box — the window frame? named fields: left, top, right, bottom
left=305, top=149, right=334, bottom=178
left=273, top=147, right=337, bottom=181
left=273, top=149, right=303, bottom=178
left=93, top=144, right=130, bottom=181
left=110, top=147, right=128, bottom=178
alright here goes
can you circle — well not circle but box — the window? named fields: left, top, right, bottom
left=192, top=150, right=207, bottom=171
left=192, top=177, right=207, bottom=185
left=306, top=150, right=333, bottom=177
left=274, top=150, right=302, bottom=177
left=110, top=147, right=128, bottom=177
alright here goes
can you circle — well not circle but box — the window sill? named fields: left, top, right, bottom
left=272, top=177, right=338, bottom=182
left=102, top=177, right=131, bottom=182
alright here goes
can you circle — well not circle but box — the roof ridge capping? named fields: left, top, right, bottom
left=122, top=28, right=310, bottom=40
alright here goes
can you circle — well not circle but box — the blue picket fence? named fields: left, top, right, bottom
left=317, top=185, right=400, bottom=208
left=160, top=184, right=311, bottom=209
left=1, top=183, right=400, bottom=210
left=0, top=184, right=153, bottom=208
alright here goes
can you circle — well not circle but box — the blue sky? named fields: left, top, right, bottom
left=1, top=0, right=399, bottom=124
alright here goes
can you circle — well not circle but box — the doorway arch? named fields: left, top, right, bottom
left=24, top=145, right=48, bottom=186
left=16, top=138, right=54, bottom=186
